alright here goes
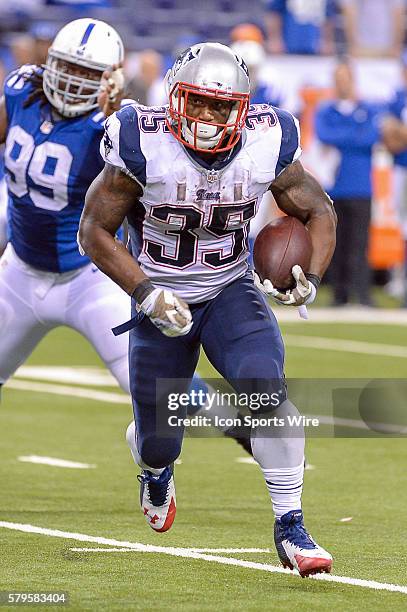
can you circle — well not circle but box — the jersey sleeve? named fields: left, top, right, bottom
left=274, top=107, right=302, bottom=177
left=100, top=105, right=147, bottom=190
left=3, top=64, right=39, bottom=121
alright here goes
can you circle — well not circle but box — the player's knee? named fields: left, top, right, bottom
left=235, top=352, right=283, bottom=380
left=139, top=436, right=181, bottom=469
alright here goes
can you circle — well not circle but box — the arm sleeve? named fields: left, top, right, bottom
left=274, top=107, right=302, bottom=176
left=100, top=105, right=147, bottom=190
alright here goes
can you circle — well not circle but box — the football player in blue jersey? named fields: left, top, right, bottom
left=0, top=18, right=134, bottom=395
left=80, top=43, right=337, bottom=575
left=0, top=19, right=251, bottom=455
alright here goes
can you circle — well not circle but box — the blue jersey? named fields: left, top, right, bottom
left=315, top=100, right=381, bottom=199
left=267, top=0, right=336, bottom=55
left=4, top=65, right=106, bottom=272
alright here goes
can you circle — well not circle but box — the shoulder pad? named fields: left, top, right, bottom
left=100, top=105, right=147, bottom=188
left=273, top=107, right=302, bottom=176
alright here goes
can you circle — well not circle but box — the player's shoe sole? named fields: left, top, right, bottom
left=274, top=509, right=333, bottom=577
left=281, top=555, right=332, bottom=577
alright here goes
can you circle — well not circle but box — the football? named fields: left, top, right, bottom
left=253, top=216, right=312, bottom=290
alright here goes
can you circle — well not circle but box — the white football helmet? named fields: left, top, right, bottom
left=165, top=42, right=250, bottom=153
left=43, top=18, right=124, bottom=118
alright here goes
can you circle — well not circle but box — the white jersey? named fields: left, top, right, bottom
left=101, top=103, right=301, bottom=303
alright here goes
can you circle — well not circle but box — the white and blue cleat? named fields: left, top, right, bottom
left=138, top=465, right=176, bottom=533
left=274, top=509, right=333, bottom=577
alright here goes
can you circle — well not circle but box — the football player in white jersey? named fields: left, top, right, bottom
left=0, top=20, right=250, bottom=454
left=79, top=43, right=337, bottom=576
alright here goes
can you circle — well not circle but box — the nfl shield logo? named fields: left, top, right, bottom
left=207, top=170, right=219, bottom=184
left=40, top=121, right=53, bottom=134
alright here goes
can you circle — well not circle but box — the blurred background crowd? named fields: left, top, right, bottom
left=1, top=0, right=407, bottom=307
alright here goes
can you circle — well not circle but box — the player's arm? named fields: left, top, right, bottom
left=79, top=163, right=146, bottom=293
left=270, top=159, right=337, bottom=280
left=79, top=164, right=192, bottom=337
left=256, top=160, right=337, bottom=308
left=0, top=96, right=8, bottom=144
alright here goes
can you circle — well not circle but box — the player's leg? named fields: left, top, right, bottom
left=65, top=264, right=131, bottom=393
left=187, top=372, right=253, bottom=455
left=0, top=245, right=53, bottom=387
left=126, top=310, right=200, bottom=531
left=348, top=198, right=372, bottom=305
left=387, top=165, right=407, bottom=303
left=66, top=265, right=253, bottom=462
left=65, top=266, right=223, bottom=425
left=201, top=275, right=332, bottom=576
left=330, top=199, right=349, bottom=305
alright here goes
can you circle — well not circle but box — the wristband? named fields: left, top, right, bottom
left=131, top=279, right=155, bottom=304
left=305, top=273, right=321, bottom=290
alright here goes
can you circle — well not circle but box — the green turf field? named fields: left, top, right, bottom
left=1, top=321, right=407, bottom=611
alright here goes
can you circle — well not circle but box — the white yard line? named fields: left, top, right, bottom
left=1, top=521, right=406, bottom=595
left=15, top=366, right=117, bottom=387
left=18, top=456, right=96, bottom=469
left=275, top=307, right=407, bottom=325
left=6, top=380, right=129, bottom=404
left=284, top=334, right=407, bottom=358
left=69, top=547, right=272, bottom=553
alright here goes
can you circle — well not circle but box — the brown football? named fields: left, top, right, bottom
left=253, top=216, right=312, bottom=290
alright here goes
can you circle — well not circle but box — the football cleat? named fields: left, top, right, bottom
left=274, top=509, right=333, bottom=577
left=137, top=465, right=176, bottom=532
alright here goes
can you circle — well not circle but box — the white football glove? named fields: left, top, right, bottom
left=98, top=65, right=125, bottom=115
left=139, top=288, right=193, bottom=337
left=103, top=67, right=125, bottom=103
left=254, top=265, right=316, bottom=307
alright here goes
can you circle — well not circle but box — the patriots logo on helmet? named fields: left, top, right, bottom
left=235, top=54, right=249, bottom=78
left=172, top=47, right=200, bottom=77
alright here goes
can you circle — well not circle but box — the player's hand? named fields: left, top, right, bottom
left=139, top=288, right=193, bottom=337
left=254, top=265, right=316, bottom=307
left=98, top=63, right=125, bottom=117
